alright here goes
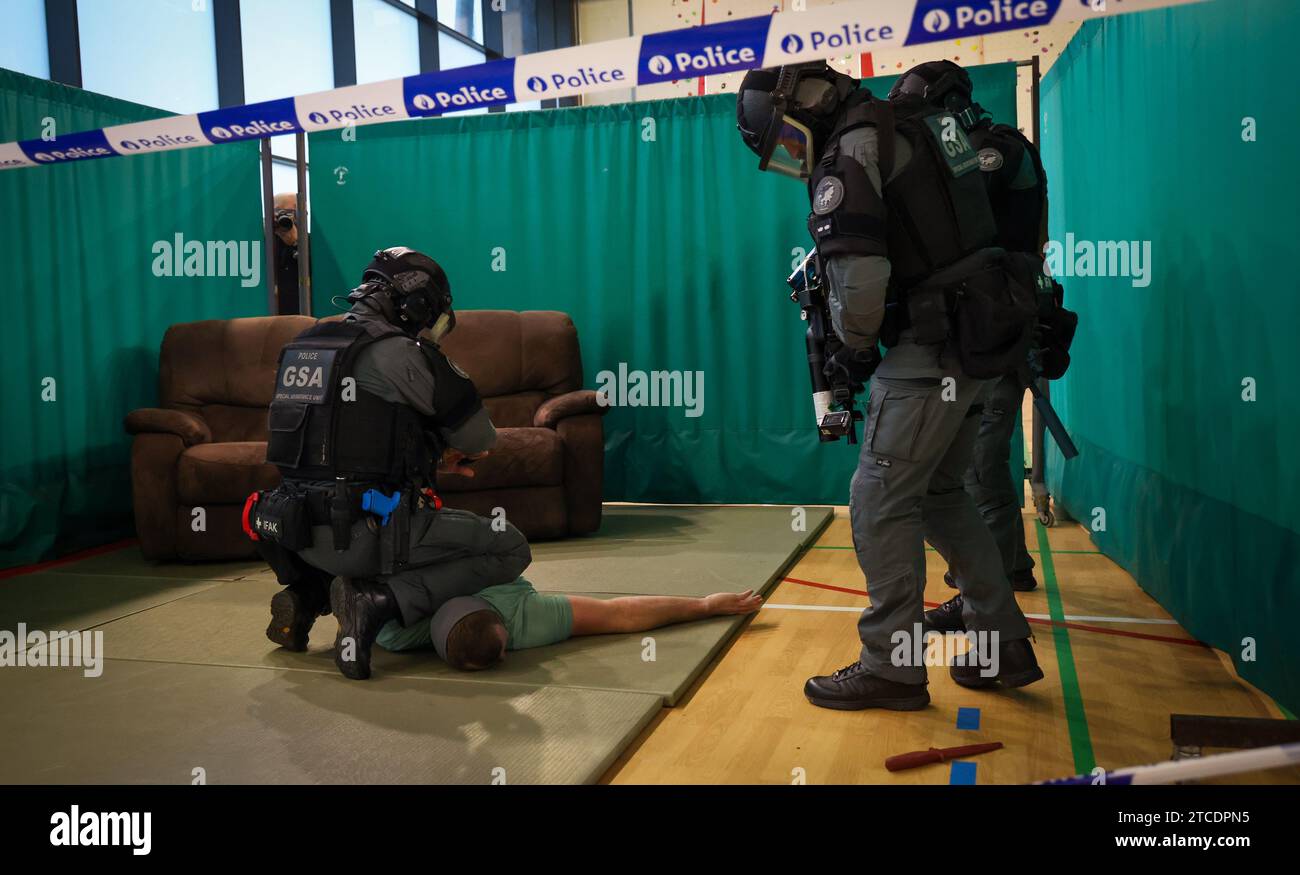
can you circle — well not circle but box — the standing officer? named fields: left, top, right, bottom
left=247, top=246, right=532, bottom=680
left=737, top=62, right=1040, bottom=710
left=884, top=62, right=1053, bottom=634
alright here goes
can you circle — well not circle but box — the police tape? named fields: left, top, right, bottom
left=0, top=0, right=1208, bottom=172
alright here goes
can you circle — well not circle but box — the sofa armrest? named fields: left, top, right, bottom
left=554, top=413, right=605, bottom=536
left=533, top=390, right=607, bottom=430
left=124, top=408, right=212, bottom=447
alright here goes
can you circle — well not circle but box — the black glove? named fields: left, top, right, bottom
left=823, top=344, right=881, bottom=394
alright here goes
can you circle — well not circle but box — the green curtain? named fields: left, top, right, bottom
left=0, top=69, right=264, bottom=568
left=1040, top=3, right=1300, bottom=713
left=309, top=63, right=1019, bottom=505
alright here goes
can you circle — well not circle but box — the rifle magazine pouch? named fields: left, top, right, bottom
left=905, top=285, right=952, bottom=345
left=248, top=485, right=311, bottom=551
left=1037, top=305, right=1079, bottom=380
left=953, top=258, right=1037, bottom=380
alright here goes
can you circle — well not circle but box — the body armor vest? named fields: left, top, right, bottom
left=266, top=318, right=481, bottom=489
left=807, top=90, right=998, bottom=291
left=968, top=122, right=1047, bottom=255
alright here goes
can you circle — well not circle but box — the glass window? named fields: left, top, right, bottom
left=438, top=31, right=484, bottom=71
left=353, top=0, right=419, bottom=85
left=0, top=0, right=50, bottom=79
left=437, top=32, right=487, bottom=116
left=438, top=0, right=483, bottom=44
left=240, top=0, right=335, bottom=103
left=77, top=0, right=218, bottom=114
left=241, top=0, right=335, bottom=160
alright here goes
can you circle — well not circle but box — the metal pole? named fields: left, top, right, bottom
left=1027, top=53, right=1054, bottom=526
left=260, top=138, right=277, bottom=315
left=295, top=132, right=312, bottom=316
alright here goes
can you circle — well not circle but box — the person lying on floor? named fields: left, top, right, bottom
left=374, top=578, right=764, bottom=670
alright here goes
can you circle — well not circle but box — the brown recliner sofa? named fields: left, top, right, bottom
left=125, top=310, right=605, bottom=561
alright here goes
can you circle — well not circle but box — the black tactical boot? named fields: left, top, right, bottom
left=950, top=637, right=1044, bottom=690
left=266, top=585, right=330, bottom=652
left=922, top=594, right=967, bottom=634
left=330, top=577, right=400, bottom=680
left=1010, top=568, right=1039, bottom=592
left=804, top=662, right=930, bottom=711
left=943, top=570, right=957, bottom=589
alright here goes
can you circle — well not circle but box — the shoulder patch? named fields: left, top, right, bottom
left=977, top=147, right=1004, bottom=172
left=812, top=176, right=845, bottom=216
left=444, top=355, right=471, bottom=380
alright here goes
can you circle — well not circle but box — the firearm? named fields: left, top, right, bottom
left=1020, top=269, right=1079, bottom=461
left=786, top=251, right=863, bottom=443
left=1021, top=369, right=1078, bottom=460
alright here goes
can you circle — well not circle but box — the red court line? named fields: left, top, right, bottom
left=780, top=576, right=1209, bottom=649
left=0, top=538, right=139, bottom=581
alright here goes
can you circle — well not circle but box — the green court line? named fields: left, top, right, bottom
left=1036, top=519, right=1096, bottom=775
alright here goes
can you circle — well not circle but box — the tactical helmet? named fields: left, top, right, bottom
left=888, top=60, right=985, bottom=129
left=736, top=62, right=858, bottom=178
left=352, top=246, right=455, bottom=339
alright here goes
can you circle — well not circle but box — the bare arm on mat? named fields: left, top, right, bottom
left=567, top=591, right=763, bottom=636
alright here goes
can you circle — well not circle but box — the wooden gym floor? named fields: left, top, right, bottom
left=603, top=510, right=1298, bottom=785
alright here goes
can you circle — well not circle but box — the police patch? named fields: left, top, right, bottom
left=812, top=176, right=845, bottom=216
left=978, top=147, right=1004, bottom=172
left=446, top=355, right=470, bottom=380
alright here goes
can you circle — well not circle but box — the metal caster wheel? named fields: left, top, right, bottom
left=1038, top=510, right=1055, bottom=527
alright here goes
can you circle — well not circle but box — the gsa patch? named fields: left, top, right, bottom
left=812, top=177, right=845, bottom=215
left=978, top=147, right=1004, bottom=172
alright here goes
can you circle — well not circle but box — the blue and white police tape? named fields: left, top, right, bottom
left=1038, top=742, right=1300, bottom=785
left=0, top=0, right=1209, bottom=173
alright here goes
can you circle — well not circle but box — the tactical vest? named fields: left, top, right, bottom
left=968, top=122, right=1047, bottom=255
left=265, top=318, right=481, bottom=488
left=807, top=91, right=998, bottom=290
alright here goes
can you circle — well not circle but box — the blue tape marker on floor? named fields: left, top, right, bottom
left=956, top=707, right=980, bottom=731
left=949, top=761, right=977, bottom=785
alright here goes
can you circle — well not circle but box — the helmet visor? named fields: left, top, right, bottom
left=759, top=115, right=815, bottom=179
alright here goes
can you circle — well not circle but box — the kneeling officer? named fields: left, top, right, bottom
left=246, top=247, right=531, bottom=680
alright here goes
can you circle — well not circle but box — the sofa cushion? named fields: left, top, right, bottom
left=438, top=311, right=582, bottom=398
left=437, top=427, right=563, bottom=493
left=176, top=442, right=281, bottom=505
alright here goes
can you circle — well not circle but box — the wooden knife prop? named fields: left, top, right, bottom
left=886, top=742, right=1004, bottom=772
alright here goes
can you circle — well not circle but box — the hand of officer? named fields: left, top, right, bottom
left=823, top=345, right=882, bottom=393
left=439, top=449, right=487, bottom=478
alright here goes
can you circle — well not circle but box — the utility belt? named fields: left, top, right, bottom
left=880, top=247, right=1039, bottom=380
left=242, top=478, right=442, bottom=575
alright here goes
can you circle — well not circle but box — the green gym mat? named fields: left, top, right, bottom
left=0, top=660, right=660, bottom=784
left=0, top=504, right=827, bottom=782
left=90, top=578, right=749, bottom=705
left=527, top=505, right=833, bottom=596
left=55, top=550, right=264, bottom=581
left=0, top=570, right=224, bottom=633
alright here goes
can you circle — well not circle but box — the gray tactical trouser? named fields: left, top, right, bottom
left=297, top=507, right=531, bottom=626
left=851, top=338, right=1031, bottom=684
left=964, top=373, right=1035, bottom=579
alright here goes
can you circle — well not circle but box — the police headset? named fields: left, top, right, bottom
left=341, top=250, right=454, bottom=338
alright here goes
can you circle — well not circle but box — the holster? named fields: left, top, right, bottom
left=377, top=491, right=412, bottom=575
